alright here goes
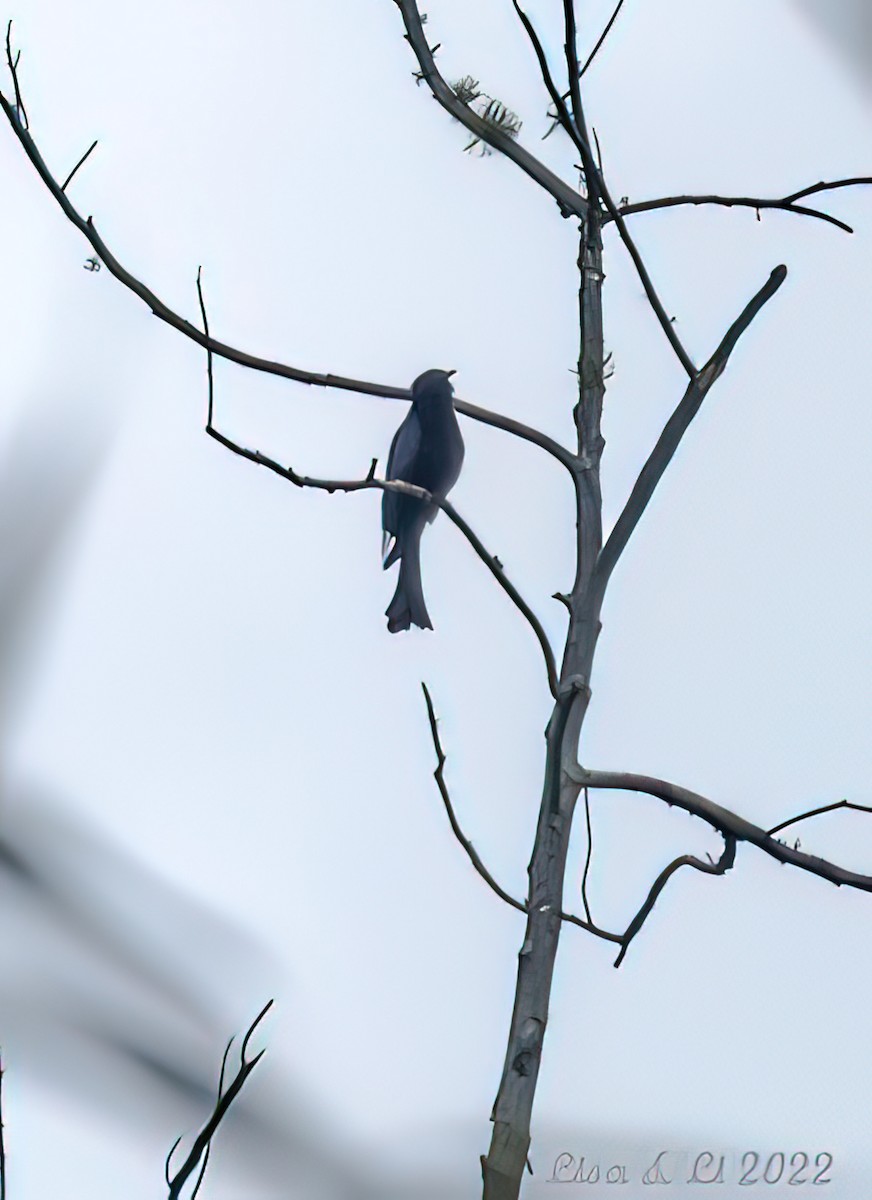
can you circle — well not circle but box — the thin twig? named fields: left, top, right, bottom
left=597, top=176, right=696, bottom=376
left=579, top=0, right=627, bottom=78
left=767, top=799, right=872, bottom=838
left=785, top=176, right=872, bottom=203
left=610, top=189, right=867, bottom=234
left=5, top=21, right=28, bottom=130
left=562, top=0, right=585, bottom=162
left=511, top=1, right=584, bottom=155
left=195, top=267, right=214, bottom=429
left=207, top=424, right=560, bottom=696
left=594, top=264, right=787, bottom=597
left=613, top=835, right=736, bottom=967
left=576, top=768, right=872, bottom=892
left=0, top=88, right=576, bottom=473
left=392, top=0, right=589, bottom=222
left=60, top=138, right=98, bottom=192
left=580, top=786, right=594, bottom=922
left=166, top=1002, right=273, bottom=1200
left=421, top=684, right=622, bottom=944
left=514, top=4, right=692, bottom=376
left=422, top=683, right=527, bottom=914
left=189, top=1036, right=234, bottom=1200
left=543, top=0, right=628, bottom=137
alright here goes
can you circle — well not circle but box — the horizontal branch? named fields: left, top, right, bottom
left=0, top=89, right=575, bottom=472
left=208, top=425, right=560, bottom=696
left=609, top=184, right=872, bottom=234
left=576, top=768, right=872, bottom=892
left=391, top=0, right=588, bottom=221
left=593, top=264, right=787, bottom=596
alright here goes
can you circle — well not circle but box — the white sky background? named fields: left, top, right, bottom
left=1, top=1, right=871, bottom=1197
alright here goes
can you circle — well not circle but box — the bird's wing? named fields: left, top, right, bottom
left=382, top=407, right=421, bottom=541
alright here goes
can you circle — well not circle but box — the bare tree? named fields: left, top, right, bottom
left=2, top=6, right=872, bottom=1199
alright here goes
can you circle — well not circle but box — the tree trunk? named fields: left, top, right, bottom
left=482, top=211, right=605, bottom=1199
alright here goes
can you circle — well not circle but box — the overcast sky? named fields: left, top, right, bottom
left=2, top=1, right=871, bottom=1197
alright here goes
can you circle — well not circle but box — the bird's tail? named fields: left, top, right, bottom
left=385, top=525, right=432, bottom=633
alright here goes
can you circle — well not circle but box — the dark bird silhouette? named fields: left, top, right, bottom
left=382, top=369, right=465, bottom=633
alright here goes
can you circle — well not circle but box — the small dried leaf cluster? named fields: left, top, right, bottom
left=450, top=75, right=522, bottom=155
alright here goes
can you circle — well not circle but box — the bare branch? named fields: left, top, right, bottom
left=562, top=1, right=586, bottom=163
left=579, top=0, right=627, bottom=78
left=391, top=0, right=588, bottom=221
left=597, top=182, right=697, bottom=376
left=576, top=768, right=872, bottom=892
left=206, top=423, right=560, bottom=696
left=511, top=1, right=584, bottom=156
left=543, top=0, right=628, bottom=138
left=60, top=138, right=98, bottom=192
left=610, top=188, right=872, bottom=234
left=784, top=176, right=872, bottom=203
left=421, top=685, right=622, bottom=945
left=189, top=1036, right=234, bottom=1200
left=580, top=786, right=594, bottom=922
left=613, top=835, right=736, bottom=967
left=195, top=266, right=215, bottom=429
left=594, top=264, right=787, bottom=596
left=514, top=6, right=694, bottom=378
left=166, top=1001, right=273, bottom=1200
left=0, top=88, right=575, bottom=472
left=422, top=683, right=527, bottom=914
left=5, top=21, right=28, bottom=130
left=767, top=799, right=872, bottom=838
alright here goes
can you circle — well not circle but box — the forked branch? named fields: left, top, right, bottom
left=422, top=686, right=736, bottom=965
left=511, top=4, right=696, bottom=376
left=577, top=769, right=872, bottom=892
left=392, top=0, right=589, bottom=221
left=165, top=1001, right=273, bottom=1200
left=610, top=180, right=872, bottom=235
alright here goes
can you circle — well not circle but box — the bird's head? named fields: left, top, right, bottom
left=411, top=368, right=456, bottom=403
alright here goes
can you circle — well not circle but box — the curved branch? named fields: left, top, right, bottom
left=391, top=0, right=588, bottom=221
left=610, top=191, right=862, bottom=234
left=207, top=424, right=560, bottom=696
left=613, top=835, right=736, bottom=967
left=594, top=264, right=786, bottom=597
left=576, top=768, right=872, bottom=892
left=0, top=88, right=575, bottom=472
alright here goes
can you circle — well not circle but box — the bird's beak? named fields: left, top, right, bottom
left=445, top=369, right=457, bottom=378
